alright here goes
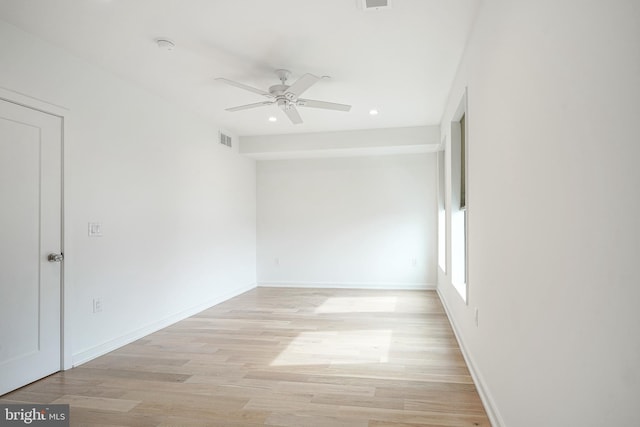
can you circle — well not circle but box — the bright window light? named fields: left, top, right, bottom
left=270, top=329, right=392, bottom=366
left=452, top=209, right=467, bottom=301
left=438, top=210, right=446, bottom=271
left=315, top=297, right=397, bottom=313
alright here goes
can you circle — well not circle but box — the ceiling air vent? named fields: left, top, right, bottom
left=219, top=132, right=232, bottom=148
left=359, top=0, right=390, bottom=11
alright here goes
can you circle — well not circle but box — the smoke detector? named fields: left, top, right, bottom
left=155, top=38, right=175, bottom=51
left=358, top=0, right=391, bottom=11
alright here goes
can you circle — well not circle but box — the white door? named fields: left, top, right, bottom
left=0, top=99, right=62, bottom=395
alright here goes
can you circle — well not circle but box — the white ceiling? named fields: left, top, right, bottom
left=0, top=0, right=480, bottom=136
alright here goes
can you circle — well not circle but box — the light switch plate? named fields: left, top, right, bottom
left=88, top=222, right=103, bottom=237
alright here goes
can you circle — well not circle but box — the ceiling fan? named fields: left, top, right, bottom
left=216, top=69, right=351, bottom=125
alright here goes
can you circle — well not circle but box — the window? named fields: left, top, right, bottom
left=451, top=91, right=468, bottom=302
left=460, top=114, right=466, bottom=210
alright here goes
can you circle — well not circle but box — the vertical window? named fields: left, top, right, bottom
left=460, top=114, right=466, bottom=210
left=451, top=92, right=468, bottom=303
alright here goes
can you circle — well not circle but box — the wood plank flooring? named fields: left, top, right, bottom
left=0, top=288, right=490, bottom=426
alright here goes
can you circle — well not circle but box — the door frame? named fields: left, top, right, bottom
left=0, top=86, right=71, bottom=371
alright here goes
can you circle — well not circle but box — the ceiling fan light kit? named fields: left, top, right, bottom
left=216, top=69, right=352, bottom=125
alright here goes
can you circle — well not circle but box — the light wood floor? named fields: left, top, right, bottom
left=1, top=288, right=490, bottom=426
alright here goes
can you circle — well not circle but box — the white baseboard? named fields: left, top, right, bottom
left=71, top=283, right=256, bottom=367
left=436, top=287, right=505, bottom=427
left=259, top=281, right=435, bottom=290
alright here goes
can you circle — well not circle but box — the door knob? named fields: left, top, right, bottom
left=47, top=253, right=64, bottom=262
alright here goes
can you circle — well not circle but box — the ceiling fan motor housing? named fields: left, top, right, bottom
left=269, top=84, right=289, bottom=97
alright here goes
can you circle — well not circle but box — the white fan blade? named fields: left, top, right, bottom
left=286, top=73, right=320, bottom=97
left=225, top=101, right=274, bottom=112
left=283, top=105, right=303, bottom=124
left=216, top=78, right=272, bottom=97
left=297, top=98, right=352, bottom=112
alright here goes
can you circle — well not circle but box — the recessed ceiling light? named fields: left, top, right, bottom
left=155, top=38, right=175, bottom=51
left=369, top=109, right=379, bottom=116
left=268, top=116, right=277, bottom=122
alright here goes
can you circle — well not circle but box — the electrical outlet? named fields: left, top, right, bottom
left=93, top=298, right=102, bottom=313
left=88, top=222, right=103, bottom=237
left=411, top=257, right=417, bottom=267
left=275, top=257, right=280, bottom=266
left=474, top=307, right=479, bottom=327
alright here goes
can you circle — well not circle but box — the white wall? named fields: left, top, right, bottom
left=0, top=20, right=257, bottom=366
left=438, top=1, right=640, bottom=426
left=257, top=154, right=436, bottom=288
